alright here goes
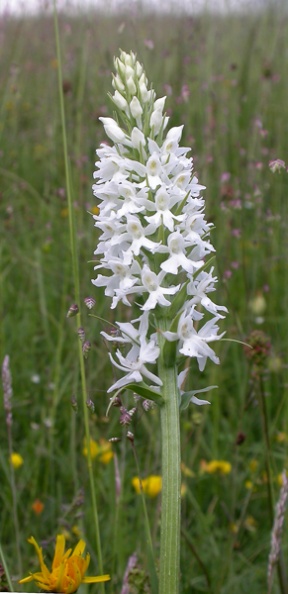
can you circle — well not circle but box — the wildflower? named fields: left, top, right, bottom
left=132, top=475, right=162, bottom=497
left=269, top=158, right=286, bottom=173
left=82, top=438, right=113, bottom=464
left=91, top=50, right=227, bottom=397
left=245, top=480, right=254, bottom=490
left=244, top=515, right=257, bottom=532
left=201, top=459, right=232, bottom=475
left=249, top=293, right=266, bottom=316
left=82, top=437, right=98, bottom=459
left=10, top=452, right=23, bottom=469
left=19, top=535, right=110, bottom=593
left=32, top=499, right=44, bottom=515
left=2, top=355, right=12, bottom=427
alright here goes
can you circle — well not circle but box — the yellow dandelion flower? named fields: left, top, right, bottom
left=132, top=475, right=162, bottom=498
left=19, top=535, right=110, bottom=593
left=10, top=452, right=24, bottom=469
left=202, top=460, right=232, bottom=475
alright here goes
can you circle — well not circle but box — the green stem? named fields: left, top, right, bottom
left=0, top=541, right=13, bottom=592
left=158, top=319, right=181, bottom=594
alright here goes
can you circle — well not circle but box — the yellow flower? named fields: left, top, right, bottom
left=82, top=438, right=113, bottom=464
left=245, top=480, right=254, bottom=490
left=82, top=438, right=99, bottom=460
left=201, top=459, right=232, bottom=475
left=132, top=475, right=162, bottom=498
left=19, top=535, right=110, bottom=593
left=10, top=452, right=24, bottom=469
left=244, top=515, right=257, bottom=532
left=98, top=439, right=114, bottom=464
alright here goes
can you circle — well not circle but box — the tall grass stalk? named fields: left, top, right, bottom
left=53, top=3, right=105, bottom=588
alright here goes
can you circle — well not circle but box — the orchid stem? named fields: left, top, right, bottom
left=158, top=318, right=181, bottom=594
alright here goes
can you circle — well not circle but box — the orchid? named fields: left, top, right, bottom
left=91, top=50, right=227, bottom=594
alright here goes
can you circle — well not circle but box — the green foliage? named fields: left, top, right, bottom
left=0, top=6, right=287, bottom=594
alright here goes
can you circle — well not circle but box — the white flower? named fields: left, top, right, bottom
left=144, top=186, right=184, bottom=232
left=140, top=265, right=180, bottom=311
left=91, top=50, right=227, bottom=394
left=161, top=232, right=203, bottom=275
left=164, top=310, right=224, bottom=372
left=99, top=117, right=129, bottom=144
left=187, top=269, right=228, bottom=318
left=107, top=337, right=162, bottom=392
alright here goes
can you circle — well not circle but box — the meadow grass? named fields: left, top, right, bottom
left=0, top=5, right=288, bottom=593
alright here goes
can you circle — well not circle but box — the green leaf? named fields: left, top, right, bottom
left=180, top=385, right=218, bottom=411
left=124, top=383, right=164, bottom=405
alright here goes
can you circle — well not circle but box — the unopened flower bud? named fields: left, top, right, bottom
left=71, top=396, right=78, bottom=412
left=113, top=90, right=128, bottom=111
left=127, top=431, right=134, bottom=443
left=112, top=74, right=125, bottom=92
left=78, top=327, right=85, bottom=342
left=130, top=97, right=143, bottom=119
left=142, top=399, right=154, bottom=411
left=124, top=65, right=135, bottom=79
left=109, top=436, right=121, bottom=443
left=120, top=406, right=136, bottom=425
left=84, top=297, right=96, bottom=310
left=111, top=396, right=122, bottom=407
left=99, top=117, right=126, bottom=144
left=66, top=304, right=79, bottom=318
left=86, top=399, right=95, bottom=413
left=82, top=340, right=91, bottom=358
left=126, top=76, right=136, bottom=95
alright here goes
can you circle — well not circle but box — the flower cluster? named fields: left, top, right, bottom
left=92, top=51, right=227, bottom=399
